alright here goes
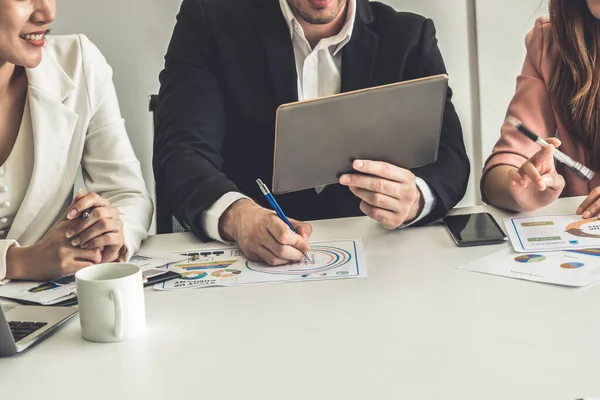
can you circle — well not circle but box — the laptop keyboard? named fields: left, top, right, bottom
left=8, top=321, right=48, bottom=343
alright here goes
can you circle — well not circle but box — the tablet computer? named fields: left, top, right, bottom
left=272, top=74, right=448, bottom=194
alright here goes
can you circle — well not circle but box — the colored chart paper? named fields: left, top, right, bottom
left=505, top=215, right=600, bottom=252
left=154, top=239, right=366, bottom=290
left=459, top=247, right=600, bottom=287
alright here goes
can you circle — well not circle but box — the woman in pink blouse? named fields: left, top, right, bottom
left=483, top=0, right=600, bottom=217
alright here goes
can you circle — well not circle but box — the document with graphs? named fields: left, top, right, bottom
left=505, top=214, right=600, bottom=252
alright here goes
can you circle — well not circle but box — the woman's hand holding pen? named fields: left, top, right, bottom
left=5, top=191, right=102, bottom=281
left=507, top=137, right=565, bottom=210
left=64, top=192, right=126, bottom=263
left=5, top=219, right=102, bottom=281
left=219, top=199, right=312, bottom=266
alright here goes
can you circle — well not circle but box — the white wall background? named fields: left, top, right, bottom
left=475, top=0, right=547, bottom=178
left=52, top=0, right=549, bottom=221
left=385, top=0, right=479, bottom=207
left=52, top=0, right=183, bottom=227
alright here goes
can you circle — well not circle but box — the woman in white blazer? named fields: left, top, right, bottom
left=0, top=0, right=153, bottom=282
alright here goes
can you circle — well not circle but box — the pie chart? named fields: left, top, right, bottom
left=211, top=269, right=242, bottom=278
left=514, top=254, right=546, bottom=263
left=560, top=262, right=584, bottom=269
left=181, top=271, right=207, bottom=280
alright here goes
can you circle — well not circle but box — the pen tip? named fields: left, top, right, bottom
left=304, top=252, right=314, bottom=264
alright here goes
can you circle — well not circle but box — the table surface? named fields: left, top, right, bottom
left=1, top=197, right=599, bottom=400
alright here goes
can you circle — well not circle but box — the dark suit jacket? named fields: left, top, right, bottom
left=154, top=0, right=471, bottom=239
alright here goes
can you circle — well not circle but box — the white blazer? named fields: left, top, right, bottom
left=0, top=34, right=153, bottom=281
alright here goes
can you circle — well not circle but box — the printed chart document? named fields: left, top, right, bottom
left=459, top=247, right=600, bottom=287
left=129, top=250, right=187, bottom=271
left=154, top=239, right=367, bottom=290
left=0, top=275, right=77, bottom=305
left=505, top=214, right=600, bottom=252
left=0, top=250, right=186, bottom=305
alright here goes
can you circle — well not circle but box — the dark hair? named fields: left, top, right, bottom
left=549, top=0, right=600, bottom=166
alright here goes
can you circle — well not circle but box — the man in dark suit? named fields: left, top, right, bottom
left=154, top=0, right=470, bottom=265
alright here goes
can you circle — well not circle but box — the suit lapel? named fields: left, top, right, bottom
left=9, top=48, right=78, bottom=239
left=253, top=0, right=298, bottom=106
left=341, top=0, right=379, bottom=93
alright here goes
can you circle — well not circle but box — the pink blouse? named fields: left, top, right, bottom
left=483, top=17, right=598, bottom=200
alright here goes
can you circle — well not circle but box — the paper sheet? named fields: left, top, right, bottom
left=0, top=250, right=186, bottom=305
left=154, top=239, right=367, bottom=290
left=459, top=247, right=600, bottom=287
left=0, top=275, right=77, bottom=305
left=129, top=250, right=187, bottom=271
left=505, top=214, right=600, bottom=252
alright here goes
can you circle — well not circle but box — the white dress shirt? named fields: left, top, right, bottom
left=201, top=0, right=436, bottom=242
left=0, top=99, right=34, bottom=241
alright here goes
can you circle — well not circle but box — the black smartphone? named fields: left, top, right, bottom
left=442, top=212, right=507, bottom=247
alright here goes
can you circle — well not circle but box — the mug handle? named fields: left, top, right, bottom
left=110, top=290, right=124, bottom=340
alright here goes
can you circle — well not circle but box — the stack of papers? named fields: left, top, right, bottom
left=460, top=214, right=600, bottom=287
left=0, top=250, right=186, bottom=305
left=154, top=239, right=367, bottom=290
left=0, top=275, right=77, bottom=305
left=129, top=251, right=187, bottom=271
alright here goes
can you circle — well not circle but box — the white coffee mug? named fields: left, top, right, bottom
left=75, top=263, right=146, bottom=343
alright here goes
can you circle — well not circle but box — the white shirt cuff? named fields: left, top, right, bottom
left=0, top=239, right=19, bottom=285
left=399, top=177, right=437, bottom=228
left=201, top=192, right=250, bottom=243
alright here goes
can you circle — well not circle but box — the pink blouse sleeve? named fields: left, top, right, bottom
left=481, top=18, right=558, bottom=201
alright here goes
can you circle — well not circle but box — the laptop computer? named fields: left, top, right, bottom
left=0, top=304, right=78, bottom=356
left=272, top=74, right=448, bottom=194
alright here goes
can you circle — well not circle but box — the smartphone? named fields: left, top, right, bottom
left=442, top=212, right=507, bottom=247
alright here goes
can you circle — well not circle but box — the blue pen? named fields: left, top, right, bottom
left=256, top=179, right=313, bottom=264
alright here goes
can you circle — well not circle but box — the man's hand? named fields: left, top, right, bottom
left=219, top=199, right=312, bottom=265
left=340, top=160, right=424, bottom=229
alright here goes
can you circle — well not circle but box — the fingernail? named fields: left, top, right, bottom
left=68, top=209, right=78, bottom=219
left=66, top=229, right=75, bottom=238
left=543, top=176, right=553, bottom=185
left=77, top=188, right=85, bottom=195
left=340, top=175, right=351, bottom=184
left=583, top=211, right=591, bottom=218
left=71, top=238, right=81, bottom=246
left=354, top=160, right=364, bottom=169
left=80, top=243, right=87, bottom=249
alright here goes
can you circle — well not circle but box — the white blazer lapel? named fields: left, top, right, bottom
left=9, top=48, right=79, bottom=240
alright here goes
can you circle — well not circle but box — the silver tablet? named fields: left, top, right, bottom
left=272, top=74, right=448, bottom=194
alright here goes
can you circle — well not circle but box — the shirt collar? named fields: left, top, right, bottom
left=279, top=0, right=356, bottom=54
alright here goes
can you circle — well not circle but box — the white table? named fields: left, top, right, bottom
left=2, top=197, right=600, bottom=400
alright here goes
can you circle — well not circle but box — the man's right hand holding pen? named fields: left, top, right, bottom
left=219, top=199, right=312, bottom=266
